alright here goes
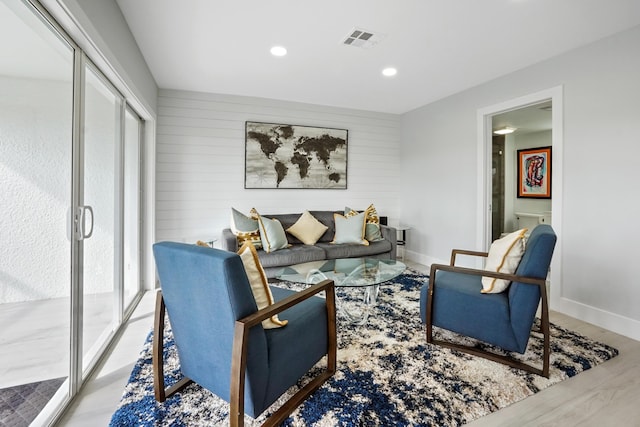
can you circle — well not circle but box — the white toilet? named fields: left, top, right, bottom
left=515, top=212, right=551, bottom=235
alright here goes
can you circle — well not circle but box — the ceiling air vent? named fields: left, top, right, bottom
left=342, top=28, right=384, bottom=48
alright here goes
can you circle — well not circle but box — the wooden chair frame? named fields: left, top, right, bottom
left=153, top=279, right=337, bottom=427
left=426, top=249, right=550, bottom=378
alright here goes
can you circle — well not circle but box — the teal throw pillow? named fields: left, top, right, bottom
left=231, top=207, right=257, bottom=231
left=365, top=223, right=383, bottom=242
left=230, top=207, right=262, bottom=248
left=332, top=212, right=368, bottom=245
left=257, top=216, right=289, bottom=253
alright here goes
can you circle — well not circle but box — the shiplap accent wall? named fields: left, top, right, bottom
left=156, top=89, right=401, bottom=243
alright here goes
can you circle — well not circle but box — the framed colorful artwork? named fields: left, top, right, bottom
left=517, top=146, right=551, bottom=198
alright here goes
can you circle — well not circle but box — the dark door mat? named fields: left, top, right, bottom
left=0, top=377, right=66, bottom=427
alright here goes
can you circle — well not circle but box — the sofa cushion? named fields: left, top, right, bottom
left=286, top=211, right=328, bottom=245
left=309, top=211, right=339, bottom=243
left=237, top=242, right=288, bottom=329
left=318, top=239, right=391, bottom=260
left=257, top=244, right=326, bottom=269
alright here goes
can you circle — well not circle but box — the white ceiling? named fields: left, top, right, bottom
left=493, top=101, right=552, bottom=134
left=116, top=0, right=640, bottom=114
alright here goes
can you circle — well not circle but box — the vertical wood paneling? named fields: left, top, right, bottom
left=156, top=89, right=401, bottom=243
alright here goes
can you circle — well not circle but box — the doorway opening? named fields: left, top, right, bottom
left=491, top=100, right=553, bottom=240
left=476, top=86, right=563, bottom=305
left=491, top=134, right=506, bottom=241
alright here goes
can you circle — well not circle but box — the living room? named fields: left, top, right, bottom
left=2, top=0, right=640, bottom=426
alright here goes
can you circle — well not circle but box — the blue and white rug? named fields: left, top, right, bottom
left=110, top=271, right=618, bottom=426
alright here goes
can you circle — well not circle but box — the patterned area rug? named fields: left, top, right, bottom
left=0, top=378, right=65, bottom=427
left=110, top=271, right=618, bottom=426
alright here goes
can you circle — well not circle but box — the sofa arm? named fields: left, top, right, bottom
left=380, top=225, right=397, bottom=260
left=221, top=228, right=239, bottom=252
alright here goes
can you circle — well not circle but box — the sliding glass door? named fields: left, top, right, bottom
left=0, top=0, right=74, bottom=420
left=80, top=64, right=121, bottom=374
left=0, top=0, right=144, bottom=424
left=123, top=107, right=142, bottom=310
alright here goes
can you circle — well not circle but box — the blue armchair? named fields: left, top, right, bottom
left=152, top=242, right=337, bottom=426
left=420, top=224, right=557, bottom=377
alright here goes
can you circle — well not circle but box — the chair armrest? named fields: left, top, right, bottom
left=230, top=279, right=337, bottom=425
left=221, top=228, right=239, bottom=252
left=237, top=279, right=336, bottom=328
left=450, top=249, right=488, bottom=266
left=429, top=263, right=545, bottom=288
left=380, top=225, right=397, bottom=260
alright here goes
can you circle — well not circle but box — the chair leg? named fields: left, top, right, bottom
left=428, top=337, right=549, bottom=377
left=425, top=266, right=437, bottom=344
left=426, top=276, right=551, bottom=378
left=153, top=291, right=167, bottom=402
left=425, top=264, right=551, bottom=378
left=539, top=283, right=551, bottom=378
left=153, top=291, right=193, bottom=402
left=426, top=314, right=551, bottom=378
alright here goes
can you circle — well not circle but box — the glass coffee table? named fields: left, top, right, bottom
left=276, top=257, right=406, bottom=325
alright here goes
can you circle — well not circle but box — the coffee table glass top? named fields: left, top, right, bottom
left=275, top=258, right=406, bottom=287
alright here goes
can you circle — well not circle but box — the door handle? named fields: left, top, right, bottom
left=75, top=205, right=94, bottom=240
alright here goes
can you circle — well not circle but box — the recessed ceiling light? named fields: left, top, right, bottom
left=493, top=127, right=517, bottom=135
left=382, top=67, right=397, bottom=77
left=270, top=46, right=287, bottom=57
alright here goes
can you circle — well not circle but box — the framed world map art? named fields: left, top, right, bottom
left=245, top=121, right=348, bottom=189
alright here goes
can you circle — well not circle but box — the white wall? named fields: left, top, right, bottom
left=0, top=77, right=72, bottom=302
left=156, top=90, right=401, bottom=243
left=400, top=25, right=640, bottom=340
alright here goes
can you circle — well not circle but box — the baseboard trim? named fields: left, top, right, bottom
left=553, top=297, right=640, bottom=342
left=403, top=250, right=443, bottom=269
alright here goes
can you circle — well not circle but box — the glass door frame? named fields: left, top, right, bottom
left=16, top=0, right=146, bottom=423
left=75, top=57, right=126, bottom=380
left=122, top=104, right=144, bottom=318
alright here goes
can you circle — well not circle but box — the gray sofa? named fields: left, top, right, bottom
left=221, top=210, right=397, bottom=278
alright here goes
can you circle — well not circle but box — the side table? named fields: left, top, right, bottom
left=396, top=226, right=410, bottom=261
left=202, top=238, right=218, bottom=248
left=187, top=237, right=218, bottom=248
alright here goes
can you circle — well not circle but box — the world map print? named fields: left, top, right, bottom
left=245, top=122, right=348, bottom=189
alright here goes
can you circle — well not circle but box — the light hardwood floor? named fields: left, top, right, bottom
left=57, top=261, right=640, bottom=426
